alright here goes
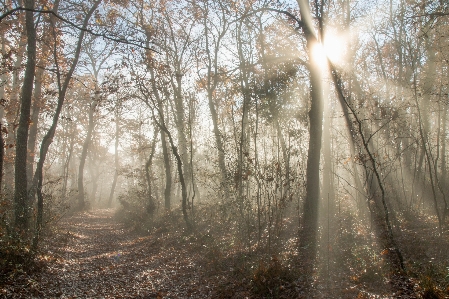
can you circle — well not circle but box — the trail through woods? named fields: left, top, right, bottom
left=1, top=209, right=212, bottom=298
left=1, top=209, right=449, bottom=298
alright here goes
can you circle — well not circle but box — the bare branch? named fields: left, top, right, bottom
left=408, top=11, right=449, bottom=18
left=0, top=6, right=160, bottom=54
left=238, top=7, right=304, bottom=29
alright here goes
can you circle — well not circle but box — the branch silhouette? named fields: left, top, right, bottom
left=0, top=6, right=160, bottom=54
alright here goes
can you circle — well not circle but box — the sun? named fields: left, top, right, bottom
left=323, top=33, right=346, bottom=64
left=311, top=41, right=328, bottom=70
left=311, top=30, right=346, bottom=69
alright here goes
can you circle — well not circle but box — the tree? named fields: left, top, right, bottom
left=32, top=0, right=101, bottom=248
left=295, top=0, right=324, bottom=280
left=14, top=0, right=36, bottom=231
left=77, top=35, right=116, bottom=209
left=195, top=0, right=231, bottom=196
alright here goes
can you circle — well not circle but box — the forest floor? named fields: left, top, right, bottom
left=1, top=209, right=218, bottom=298
left=0, top=208, right=448, bottom=298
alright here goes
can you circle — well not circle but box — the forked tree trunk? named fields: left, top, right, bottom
left=200, top=3, right=229, bottom=196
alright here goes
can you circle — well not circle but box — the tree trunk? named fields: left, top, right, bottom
left=157, top=119, right=191, bottom=229
left=62, top=123, right=75, bottom=199
left=172, top=72, right=190, bottom=194
left=32, top=0, right=100, bottom=250
left=0, top=123, right=4, bottom=193
left=201, top=6, right=229, bottom=196
left=5, top=29, right=26, bottom=193
left=296, top=0, right=324, bottom=279
left=144, top=54, right=172, bottom=211
left=330, top=61, right=404, bottom=274
left=78, top=100, right=97, bottom=210
left=26, top=68, right=43, bottom=194
left=441, top=103, right=447, bottom=208
left=0, top=33, right=6, bottom=193
left=108, top=111, right=120, bottom=207
left=144, top=127, right=159, bottom=215
left=14, top=0, right=36, bottom=231
left=322, top=101, right=334, bottom=209
left=299, top=56, right=323, bottom=276
left=207, top=86, right=228, bottom=195
left=88, top=157, right=100, bottom=203
left=236, top=19, right=251, bottom=213
left=161, top=130, right=172, bottom=210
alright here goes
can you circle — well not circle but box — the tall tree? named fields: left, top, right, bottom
left=14, top=0, right=36, bottom=231
left=32, top=0, right=102, bottom=248
left=296, top=0, right=324, bottom=279
left=196, top=0, right=231, bottom=196
left=77, top=35, right=114, bottom=209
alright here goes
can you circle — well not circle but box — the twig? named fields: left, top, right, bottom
left=0, top=7, right=160, bottom=54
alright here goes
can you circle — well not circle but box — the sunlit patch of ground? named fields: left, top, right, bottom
left=0, top=209, right=211, bottom=298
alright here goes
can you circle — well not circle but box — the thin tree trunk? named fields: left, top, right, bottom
left=172, top=72, right=190, bottom=193
left=78, top=100, right=97, bottom=210
left=32, top=0, right=100, bottom=250
left=161, top=130, right=172, bottom=210
left=236, top=19, right=250, bottom=214
left=62, top=126, right=74, bottom=199
left=144, top=127, right=159, bottom=215
left=330, top=61, right=405, bottom=274
left=201, top=4, right=229, bottom=196
left=108, top=110, right=120, bottom=207
left=159, top=121, right=191, bottom=230
left=413, top=73, right=443, bottom=233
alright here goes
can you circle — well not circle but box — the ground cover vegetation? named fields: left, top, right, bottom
left=1, top=0, right=449, bottom=297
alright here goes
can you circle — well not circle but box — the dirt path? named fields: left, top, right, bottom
left=1, top=209, right=211, bottom=298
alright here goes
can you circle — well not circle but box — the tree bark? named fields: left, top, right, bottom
left=26, top=68, right=43, bottom=194
left=161, top=130, right=172, bottom=210
left=5, top=25, right=26, bottom=193
left=14, top=0, right=36, bottom=231
left=0, top=123, right=4, bottom=193
left=0, top=33, right=6, bottom=193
